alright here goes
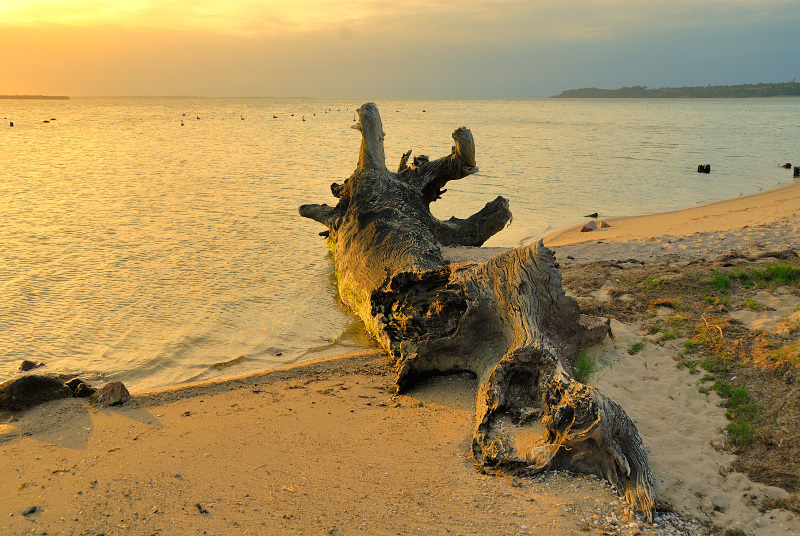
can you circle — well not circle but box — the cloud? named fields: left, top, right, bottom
left=3, top=1, right=795, bottom=34
left=4, top=1, right=799, bottom=44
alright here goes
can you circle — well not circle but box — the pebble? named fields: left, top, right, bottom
left=527, top=472, right=710, bottom=535
left=579, top=509, right=710, bottom=536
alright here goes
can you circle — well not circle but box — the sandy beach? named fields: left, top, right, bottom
left=543, top=180, right=800, bottom=265
left=2, top=181, right=800, bottom=536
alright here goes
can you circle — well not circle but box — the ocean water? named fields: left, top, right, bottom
left=1, top=97, right=798, bottom=391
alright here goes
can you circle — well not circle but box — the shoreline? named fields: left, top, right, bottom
left=0, top=95, right=70, bottom=100
left=544, top=179, right=800, bottom=247
left=541, top=180, right=800, bottom=269
left=2, top=183, right=800, bottom=534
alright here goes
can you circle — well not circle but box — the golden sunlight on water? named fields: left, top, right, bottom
left=1, top=97, right=798, bottom=390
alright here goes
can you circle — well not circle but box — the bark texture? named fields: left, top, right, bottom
left=299, top=103, right=654, bottom=518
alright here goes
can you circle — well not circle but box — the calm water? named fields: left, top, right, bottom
left=1, top=97, right=798, bottom=391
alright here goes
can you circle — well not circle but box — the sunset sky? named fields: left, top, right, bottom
left=2, top=0, right=798, bottom=97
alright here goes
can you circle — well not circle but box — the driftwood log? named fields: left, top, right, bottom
left=299, top=103, right=654, bottom=517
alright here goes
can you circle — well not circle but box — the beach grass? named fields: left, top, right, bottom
left=734, top=263, right=800, bottom=289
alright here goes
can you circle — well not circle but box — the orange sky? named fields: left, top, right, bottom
left=0, top=0, right=359, bottom=33
left=1, top=1, right=798, bottom=97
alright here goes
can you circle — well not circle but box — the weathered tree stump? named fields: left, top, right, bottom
left=299, top=103, right=654, bottom=517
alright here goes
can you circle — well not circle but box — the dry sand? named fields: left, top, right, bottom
left=0, top=353, right=651, bottom=536
left=543, top=180, right=800, bottom=266
left=2, top=181, right=800, bottom=536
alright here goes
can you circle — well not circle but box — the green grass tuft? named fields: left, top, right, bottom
left=700, top=354, right=730, bottom=375
left=627, top=341, right=645, bottom=355
left=641, top=277, right=668, bottom=293
left=683, top=340, right=703, bottom=353
left=709, top=273, right=731, bottom=293
left=711, top=378, right=761, bottom=447
left=572, top=348, right=599, bottom=383
left=734, top=263, right=800, bottom=289
left=744, top=297, right=765, bottom=310
left=726, top=421, right=756, bottom=447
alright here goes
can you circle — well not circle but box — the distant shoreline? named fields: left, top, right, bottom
left=552, top=81, right=800, bottom=98
left=0, top=95, right=70, bottom=100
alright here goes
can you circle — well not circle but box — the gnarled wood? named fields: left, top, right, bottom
left=299, top=102, right=654, bottom=519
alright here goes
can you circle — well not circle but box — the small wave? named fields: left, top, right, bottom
left=212, top=354, right=249, bottom=370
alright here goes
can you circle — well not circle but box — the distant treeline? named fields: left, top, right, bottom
left=552, top=82, right=800, bottom=98
left=0, top=95, right=70, bottom=100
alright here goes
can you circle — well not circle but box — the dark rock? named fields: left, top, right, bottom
left=65, top=377, right=84, bottom=391
left=794, top=166, right=799, bottom=178
left=92, top=381, right=130, bottom=406
left=74, top=383, right=97, bottom=398
left=17, top=360, right=41, bottom=372
left=583, top=212, right=599, bottom=219
left=22, top=506, right=37, bottom=516
left=0, top=375, right=72, bottom=411
left=697, top=164, right=711, bottom=173
left=782, top=163, right=792, bottom=168
left=65, top=377, right=97, bottom=397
